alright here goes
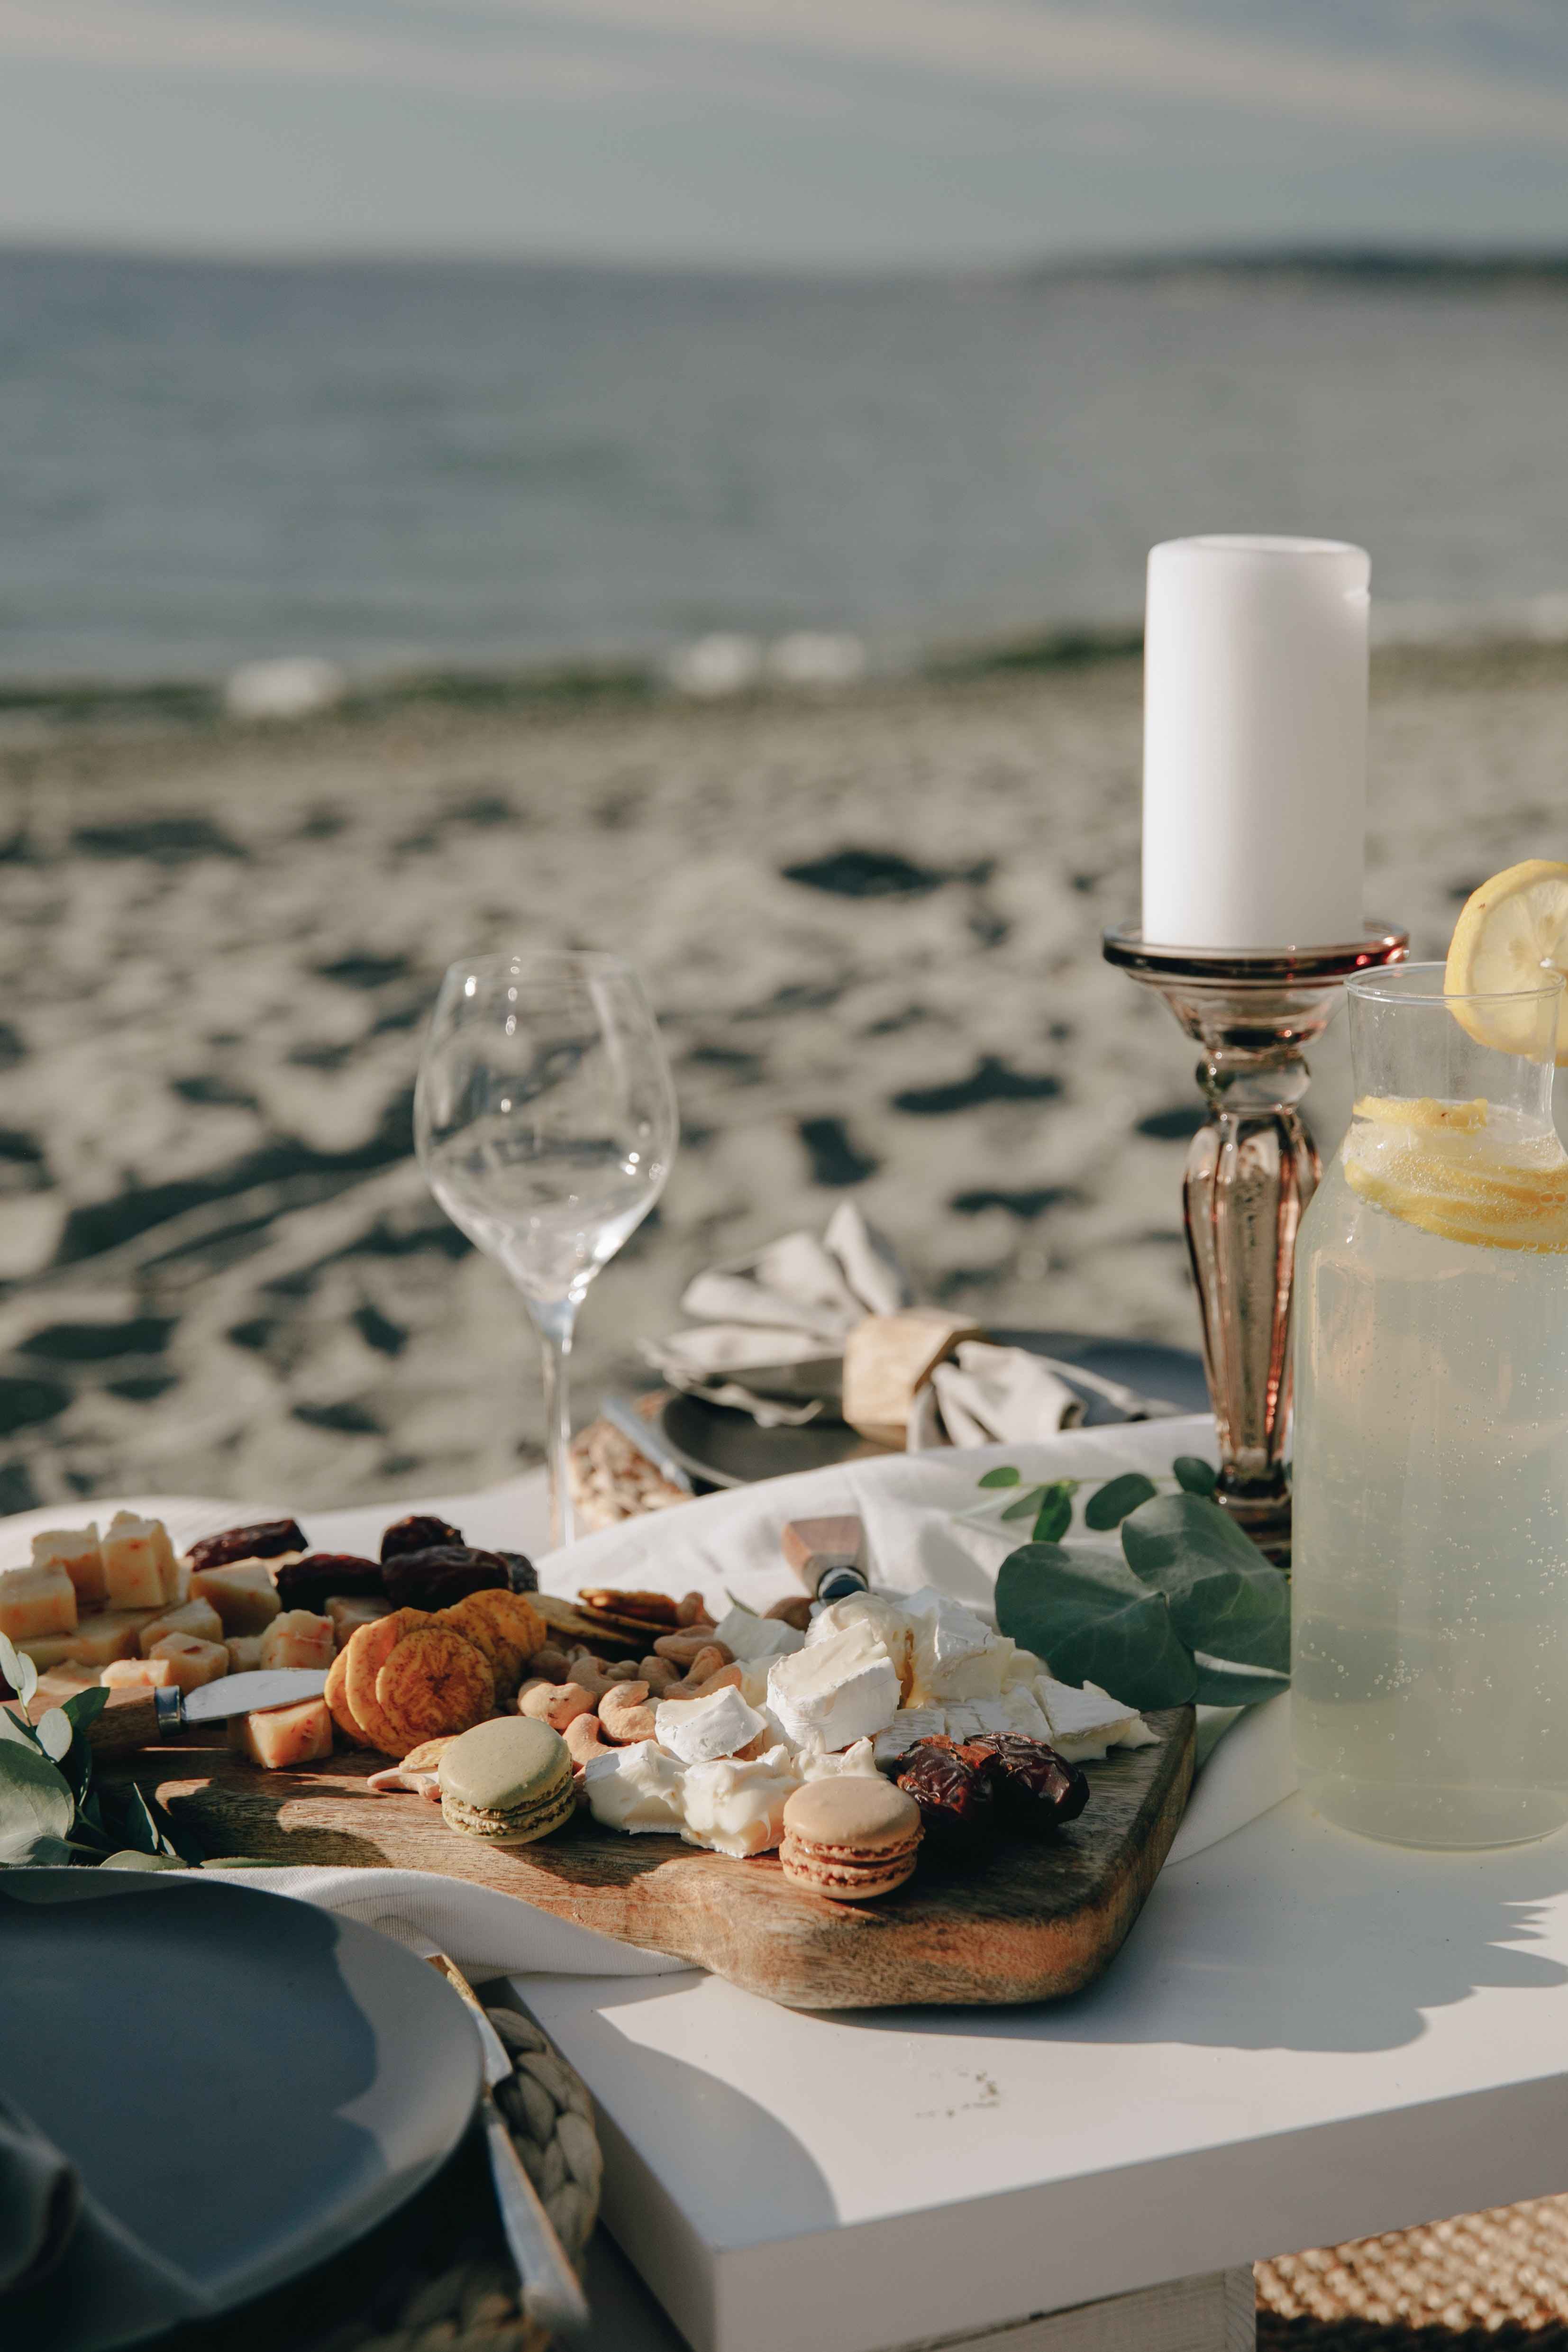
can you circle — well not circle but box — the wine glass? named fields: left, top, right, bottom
left=415, top=948, right=679, bottom=1549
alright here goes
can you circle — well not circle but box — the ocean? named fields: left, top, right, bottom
left=2, top=246, right=1568, bottom=684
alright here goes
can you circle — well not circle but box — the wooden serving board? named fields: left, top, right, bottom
left=104, top=1707, right=1194, bottom=2011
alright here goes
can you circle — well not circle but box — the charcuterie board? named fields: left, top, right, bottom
left=100, top=1704, right=1194, bottom=2011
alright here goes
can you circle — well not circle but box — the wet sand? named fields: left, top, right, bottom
left=1, top=642, right=1563, bottom=1513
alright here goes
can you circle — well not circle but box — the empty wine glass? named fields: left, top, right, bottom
left=415, top=948, right=679, bottom=1548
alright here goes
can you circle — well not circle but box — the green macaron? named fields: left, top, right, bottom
left=438, top=1717, right=575, bottom=1846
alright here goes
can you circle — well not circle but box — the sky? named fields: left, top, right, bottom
left=2, top=0, right=1568, bottom=269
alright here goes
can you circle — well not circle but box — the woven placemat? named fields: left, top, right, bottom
left=1258, top=2197, right=1568, bottom=2347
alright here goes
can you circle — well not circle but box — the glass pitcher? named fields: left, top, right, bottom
left=1292, top=961, right=1568, bottom=1849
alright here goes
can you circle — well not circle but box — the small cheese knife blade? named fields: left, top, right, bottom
left=82, top=1668, right=329, bottom=1759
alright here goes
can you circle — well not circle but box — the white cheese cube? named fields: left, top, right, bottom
left=148, top=1632, right=228, bottom=1693
left=806, top=1593, right=915, bottom=1697
left=190, top=1563, right=282, bottom=1635
left=138, top=1599, right=224, bottom=1656
left=1034, top=1676, right=1144, bottom=1746
left=65, top=1607, right=162, bottom=1667
left=872, top=1707, right=947, bottom=1766
left=766, top=1621, right=900, bottom=1751
left=259, top=1611, right=335, bottom=1670
left=31, top=1526, right=104, bottom=1611
left=942, top=1704, right=984, bottom=1741
left=582, top=1740, right=687, bottom=1834
left=16, top=1633, right=81, bottom=1671
left=966, top=1697, right=1012, bottom=1736
left=326, top=1594, right=390, bottom=1646
left=798, top=1737, right=879, bottom=1781
left=1084, top=1681, right=1160, bottom=1749
left=710, top=1606, right=805, bottom=1664
left=1002, top=1686, right=1053, bottom=1742
left=230, top=1695, right=333, bottom=1769
left=654, top=1683, right=766, bottom=1765
left=902, top=1587, right=1004, bottom=1703
left=226, top=1635, right=265, bottom=1674
left=101, top=1513, right=178, bottom=1609
left=101, top=1655, right=178, bottom=1690
left=0, top=1564, right=77, bottom=1644
left=680, top=1747, right=800, bottom=1857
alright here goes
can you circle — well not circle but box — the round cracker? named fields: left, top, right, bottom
left=377, top=1626, right=495, bottom=1744
left=345, top=1608, right=431, bottom=1756
left=439, top=1596, right=526, bottom=1698
left=461, top=1587, right=546, bottom=1659
left=324, top=1648, right=366, bottom=1748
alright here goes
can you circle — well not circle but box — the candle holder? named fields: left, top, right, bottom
left=1103, top=922, right=1409, bottom=1561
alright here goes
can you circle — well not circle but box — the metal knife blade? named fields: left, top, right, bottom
left=180, top=1668, right=328, bottom=1723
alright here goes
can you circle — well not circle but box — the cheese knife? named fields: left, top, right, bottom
left=77, top=1669, right=329, bottom=1760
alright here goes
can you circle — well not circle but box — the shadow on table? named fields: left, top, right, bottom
left=845, top=1809, right=1568, bottom=2058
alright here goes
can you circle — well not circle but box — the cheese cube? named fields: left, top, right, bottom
left=149, top=1633, right=228, bottom=1693
left=31, top=1526, right=105, bottom=1611
left=16, top=1633, right=81, bottom=1671
left=259, top=1610, right=335, bottom=1671
left=582, top=1741, right=687, bottom=1835
left=101, top=1513, right=179, bottom=1609
left=190, top=1563, right=281, bottom=1635
left=65, top=1607, right=163, bottom=1667
left=138, top=1599, right=224, bottom=1656
left=229, top=1695, right=333, bottom=1770
left=679, top=1747, right=801, bottom=1857
left=766, top=1621, right=900, bottom=1752
left=798, top=1737, right=879, bottom=1780
left=806, top=1593, right=915, bottom=1699
left=0, top=1565, right=77, bottom=1644
left=101, top=1654, right=179, bottom=1689
left=1001, top=1686, right=1053, bottom=1742
left=872, top=1706, right=947, bottom=1767
left=654, top=1684, right=766, bottom=1766
left=325, top=1594, right=391, bottom=1646
left=709, top=1607, right=805, bottom=1664
left=226, top=1635, right=265, bottom=1674
left=903, top=1588, right=1008, bottom=1703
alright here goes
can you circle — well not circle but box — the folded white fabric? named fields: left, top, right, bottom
left=645, top=1203, right=1084, bottom=1443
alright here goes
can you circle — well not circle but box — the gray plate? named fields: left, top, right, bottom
left=657, top=1327, right=1208, bottom=1489
left=0, top=1871, right=481, bottom=2351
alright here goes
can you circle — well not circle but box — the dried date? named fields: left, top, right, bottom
left=274, top=1552, right=385, bottom=1611
left=188, top=1518, right=308, bottom=1571
left=382, top=1543, right=510, bottom=1611
left=495, top=1550, right=538, bottom=1594
left=964, top=1733, right=1089, bottom=1835
left=895, top=1737, right=994, bottom=1844
left=380, top=1513, right=463, bottom=1561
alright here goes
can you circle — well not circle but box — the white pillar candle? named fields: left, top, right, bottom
left=1141, top=535, right=1368, bottom=949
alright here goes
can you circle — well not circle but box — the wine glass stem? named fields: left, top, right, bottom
left=532, top=1297, right=578, bottom=1550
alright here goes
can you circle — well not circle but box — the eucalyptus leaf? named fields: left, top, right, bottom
left=62, top=1687, right=109, bottom=1735
left=110, top=1782, right=206, bottom=1868
left=977, top=1466, right=1022, bottom=1489
left=1031, top=1481, right=1076, bottom=1545
left=0, top=1705, right=42, bottom=1753
left=1084, top=1472, right=1159, bottom=1531
left=1, top=1833, right=80, bottom=1869
left=1120, top=1494, right=1290, bottom=1674
left=99, top=1851, right=189, bottom=1873
left=1000, top=1486, right=1047, bottom=1522
left=35, top=1708, right=72, bottom=1764
left=13, top=1650, right=37, bottom=1708
left=0, top=1631, right=22, bottom=1690
left=1192, top=1660, right=1292, bottom=1706
left=995, top=1543, right=1198, bottom=1710
left=1172, top=1455, right=1219, bottom=1497
left=0, top=1741, right=75, bottom=1861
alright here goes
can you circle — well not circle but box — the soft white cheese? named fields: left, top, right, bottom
left=871, top=1707, right=947, bottom=1766
left=582, top=1741, right=687, bottom=1834
left=903, top=1586, right=1012, bottom=1702
left=655, top=1683, right=767, bottom=1765
left=1002, top=1686, right=1053, bottom=1742
left=797, top=1737, right=880, bottom=1781
left=711, top=1606, right=806, bottom=1664
left=1034, top=1675, right=1151, bottom=1760
left=766, top=1620, right=901, bottom=1750
left=1084, top=1680, right=1160, bottom=1749
left=679, top=1746, right=801, bottom=1857
left=806, top=1593, right=915, bottom=1696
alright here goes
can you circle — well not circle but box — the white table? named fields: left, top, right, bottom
left=523, top=1792, right=1568, bottom=2352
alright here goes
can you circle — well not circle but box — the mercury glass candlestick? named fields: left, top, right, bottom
left=1103, top=923, right=1409, bottom=1560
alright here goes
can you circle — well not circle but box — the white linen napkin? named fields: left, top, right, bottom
left=644, top=1202, right=1085, bottom=1441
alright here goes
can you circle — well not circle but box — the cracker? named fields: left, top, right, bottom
left=439, top=1596, right=527, bottom=1699
left=458, top=1587, right=547, bottom=1660
left=579, top=1587, right=679, bottom=1628
left=324, top=1648, right=367, bottom=1748
left=532, top=1593, right=643, bottom=1659
left=345, top=1608, right=431, bottom=1756
left=377, top=1626, right=495, bottom=1744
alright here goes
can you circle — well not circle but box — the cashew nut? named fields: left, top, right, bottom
left=660, top=1648, right=735, bottom=1702
left=564, top=1713, right=612, bottom=1769
left=598, top=1681, right=659, bottom=1744
left=639, top=1655, right=679, bottom=1694
left=530, top=1645, right=573, bottom=1685
left=675, top=1591, right=714, bottom=1628
left=765, top=1596, right=812, bottom=1632
left=652, top=1629, right=733, bottom=1667
left=519, top=1679, right=597, bottom=1732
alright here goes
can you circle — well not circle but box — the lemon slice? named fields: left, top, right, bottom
left=1445, top=858, right=1568, bottom=1063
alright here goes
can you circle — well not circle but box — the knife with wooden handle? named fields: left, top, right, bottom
left=72, top=1669, right=329, bottom=1760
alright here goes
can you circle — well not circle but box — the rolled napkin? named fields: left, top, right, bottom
left=644, top=1204, right=1084, bottom=1447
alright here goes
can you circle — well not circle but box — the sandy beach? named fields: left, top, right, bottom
left=1, top=638, right=1564, bottom=1514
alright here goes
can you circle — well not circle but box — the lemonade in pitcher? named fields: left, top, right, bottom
left=1292, top=863, right=1568, bottom=1849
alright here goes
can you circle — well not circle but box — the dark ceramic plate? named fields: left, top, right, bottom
left=0, top=1871, right=481, bottom=2351
left=657, top=1327, right=1208, bottom=1489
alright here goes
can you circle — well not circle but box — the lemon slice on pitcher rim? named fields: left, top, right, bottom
left=1445, top=858, right=1568, bottom=1064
